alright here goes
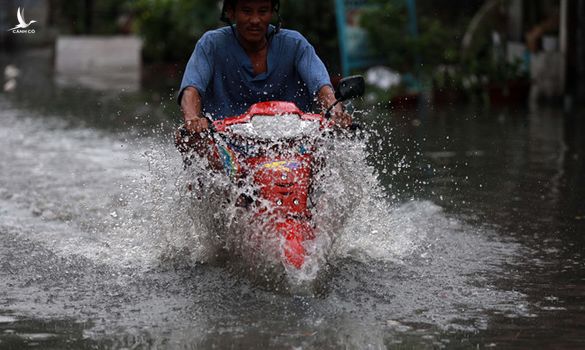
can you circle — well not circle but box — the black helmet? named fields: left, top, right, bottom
left=220, top=0, right=281, bottom=32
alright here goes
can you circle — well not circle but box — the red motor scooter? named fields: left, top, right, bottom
left=181, top=76, right=364, bottom=272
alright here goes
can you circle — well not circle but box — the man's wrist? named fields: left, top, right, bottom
left=184, top=114, right=202, bottom=123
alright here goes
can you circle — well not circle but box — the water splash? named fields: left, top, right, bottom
left=0, top=100, right=528, bottom=337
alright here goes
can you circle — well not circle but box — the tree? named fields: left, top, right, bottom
left=133, top=0, right=220, bottom=62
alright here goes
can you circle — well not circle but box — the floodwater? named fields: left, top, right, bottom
left=1, top=50, right=584, bottom=349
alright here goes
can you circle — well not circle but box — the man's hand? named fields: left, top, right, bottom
left=317, top=85, right=352, bottom=129
left=181, top=87, right=209, bottom=133
left=184, top=116, right=210, bottom=134
left=329, top=103, right=352, bottom=129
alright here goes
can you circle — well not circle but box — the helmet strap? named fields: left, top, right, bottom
left=270, top=11, right=282, bottom=37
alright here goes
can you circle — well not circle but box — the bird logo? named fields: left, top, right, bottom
left=8, top=7, right=37, bottom=32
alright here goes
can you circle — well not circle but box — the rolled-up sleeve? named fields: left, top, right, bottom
left=295, top=38, right=332, bottom=97
left=177, top=34, right=214, bottom=105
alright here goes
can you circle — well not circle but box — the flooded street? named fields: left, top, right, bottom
left=1, top=51, right=585, bottom=349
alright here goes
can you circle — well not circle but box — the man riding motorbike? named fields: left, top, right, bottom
left=176, top=0, right=350, bottom=162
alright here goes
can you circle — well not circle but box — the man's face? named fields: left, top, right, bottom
left=228, top=0, right=273, bottom=45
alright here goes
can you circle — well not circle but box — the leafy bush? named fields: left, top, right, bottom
left=280, top=0, right=340, bottom=72
left=360, top=0, right=460, bottom=75
left=133, top=0, right=220, bottom=62
left=51, top=0, right=133, bottom=35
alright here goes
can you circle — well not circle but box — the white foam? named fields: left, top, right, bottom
left=226, top=114, right=321, bottom=140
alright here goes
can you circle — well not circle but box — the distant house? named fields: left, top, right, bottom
left=506, top=0, right=585, bottom=104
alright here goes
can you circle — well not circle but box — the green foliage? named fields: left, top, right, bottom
left=280, top=0, right=340, bottom=72
left=133, top=0, right=341, bottom=65
left=51, top=0, right=132, bottom=35
left=133, top=0, right=220, bottom=62
left=51, top=0, right=341, bottom=67
left=51, top=0, right=220, bottom=62
left=488, top=58, right=528, bottom=84
left=432, top=65, right=465, bottom=90
left=360, top=0, right=460, bottom=75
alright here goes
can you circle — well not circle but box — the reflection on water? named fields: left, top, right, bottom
left=1, top=49, right=179, bottom=132
left=1, top=50, right=585, bottom=349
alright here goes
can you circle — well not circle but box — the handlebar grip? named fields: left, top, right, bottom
left=204, top=116, right=216, bottom=133
left=180, top=118, right=215, bottom=135
left=349, top=123, right=362, bottom=131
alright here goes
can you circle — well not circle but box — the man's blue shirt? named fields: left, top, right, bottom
left=179, top=26, right=332, bottom=120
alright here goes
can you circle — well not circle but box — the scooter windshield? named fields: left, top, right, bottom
left=226, top=114, right=321, bottom=141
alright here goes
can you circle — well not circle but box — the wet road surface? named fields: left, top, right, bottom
left=1, top=51, right=584, bottom=349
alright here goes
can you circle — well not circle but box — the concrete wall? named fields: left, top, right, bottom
left=55, top=36, right=142, bottom=91
left=55, top=36, right=142, bottom=74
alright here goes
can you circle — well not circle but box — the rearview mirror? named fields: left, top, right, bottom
left=335, top=75, right=365, bottom=101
